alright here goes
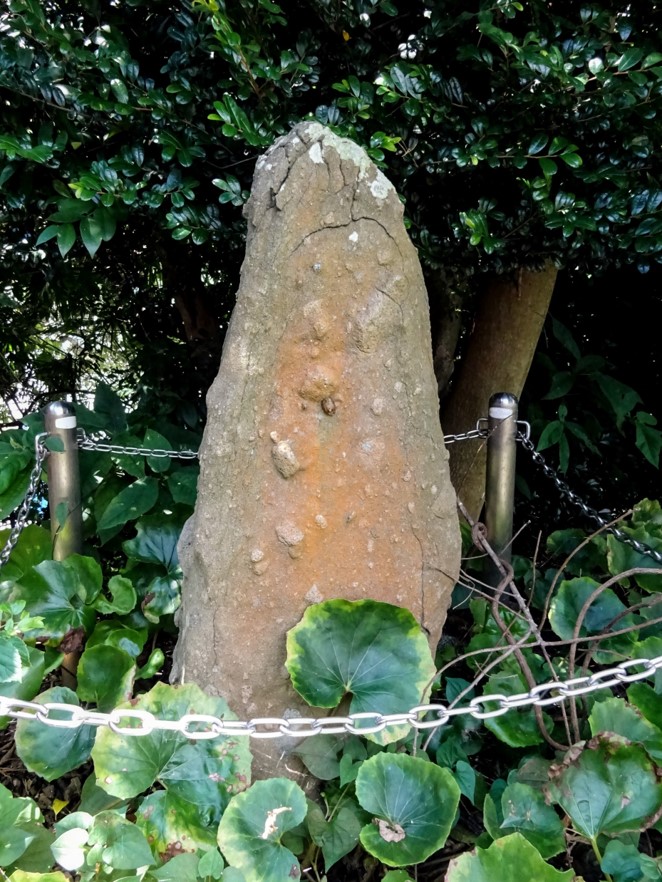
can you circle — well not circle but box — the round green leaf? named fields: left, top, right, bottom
left=446, top=832, right=575, bottom=882
left=93, top=575, right=137, bottom=616
left=0, top=632, right=26, bottom=683
left=122, top=514, right=181, bottom=571
left=76, top=644, right=135, bottom=711
left=286, top=600, right=435, bottom=744
left=0, top=525, right=51, bottom=583
left=91, top=683, right=251, bottom=825
left=217, top=778, right=306, bottom=882
left=0, top=647, right=46, bottom=730
left=15, top=687, right=94, bottom=780
left=546, top=734, right=662, bottom=838
left=486, top=782, right=565, bottom=859
left=87, top=811, right=155, bottom=870
left=137, top=790, right=218, bottom=858
left=355, top=753, right=460, bottom=867
left=12, top=557, right=99, bottom=640
left=590, top=697, right=662, bottom=762
left=549, top=577, right=630, bottom=640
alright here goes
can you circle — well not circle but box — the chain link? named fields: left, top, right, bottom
left=1, top=656, right=660, bottom=739
left=443, top=426, right=488, bottom=445
left=0, top=433, right=48, bottom=569
left=76, top=429, right=199, bottom=461
left=518, top=432, right=662, bottom=565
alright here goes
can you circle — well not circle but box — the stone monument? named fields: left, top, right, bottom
left=172, top=122, right=461, bottom=778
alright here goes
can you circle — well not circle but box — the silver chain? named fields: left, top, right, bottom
left=518, top=432, right=662, bottom=565
left=0, top=433, right=48, bottom=569
left=0, top=655, right=659, bottom=740
left=443, top=427, right=488, bottom=445
left=76, top=429, right=199, bottom=461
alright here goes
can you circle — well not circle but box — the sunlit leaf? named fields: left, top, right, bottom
left=286, top=600, right=435, bottom=744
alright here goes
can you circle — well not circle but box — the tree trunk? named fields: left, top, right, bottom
left=441, top=264, right=558, bottom=519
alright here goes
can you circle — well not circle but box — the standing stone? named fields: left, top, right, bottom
left=172, top=123, right=461, bottom=778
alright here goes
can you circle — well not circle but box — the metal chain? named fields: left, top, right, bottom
left=1, top=655, right=660, bottom=740
left=443, top=427, right=488, bottom=445
left=76, top=429, right=199, bottom=461
left=0, top=434, right=48, bottom=569
left=518, top=432, right=662, bottom=565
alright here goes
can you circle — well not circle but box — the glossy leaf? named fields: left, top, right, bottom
left=355, top=752, right=460, bottom=866
left=15, top=687, right=95, bottom=780
left=217, top=778, right=307, bottom=882
left=446, top=832, right=575, bottom=881
left=546, top=734, right=662, bottom=838
left=11, top=558, right=99, bottom=640
left=93, top=575, right=136, bottom=615
left=484, top=782, right=565, bottom=858
left=122, top=514, right=181, bottom=571
left=136, top=789, right=217, bottom=858
left=91, top=683, right=251, bottom=824
left=97, top=477, right=159, bottom=531
left=76, top=644, right=135, bottom=711
left=590, top=697, right=662, bottom=761
left=286, top=599, right=435, bottom=744
left=548, top=577, right=629, bottom=640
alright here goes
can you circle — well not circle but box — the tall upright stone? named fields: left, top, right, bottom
left=172, top=123, right=460, bottom=777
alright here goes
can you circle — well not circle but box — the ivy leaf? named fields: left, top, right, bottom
left=167, top=468, right=199, bottom=506
left=355, top=753, right=460, bottom=867
left=217, top=779, right=307, bottom=882
left=293, top=735, right=343, bottom=780
left=635, top=412, right=662, bottom=468
left=286, top=600, right=435, bottom=744
left=12, top=558, right=99, bottom=640
left=446, top=832, right=575, bottom=881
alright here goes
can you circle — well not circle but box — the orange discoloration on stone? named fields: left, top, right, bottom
left=173, top=124, right=461, bottom=782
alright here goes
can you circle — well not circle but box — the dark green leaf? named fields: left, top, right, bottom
left=77, top=644, right=135, bottom=711
left=92, top=683, right=251, bottom=823
left=217, top=778, right=306, bottom=882
left=15, top=687, right=94, bottom=779
left=97, top=477, right=159, bottom=531
left=286, top=599, right=435, bottom=744
left=136, top=789, right=217, bottom=857
left=546, top=735, right=662, bottom=838
left=356, top=753, right=460, bottom=866
left=446, top=833, right=574, bottom=881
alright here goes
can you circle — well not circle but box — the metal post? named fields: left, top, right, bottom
left=43, top=401, right=82, bottom=685
left=485, top=392, right=518, bottom=587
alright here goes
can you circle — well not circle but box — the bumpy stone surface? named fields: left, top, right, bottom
left=172, top=123, right=461, bottom=777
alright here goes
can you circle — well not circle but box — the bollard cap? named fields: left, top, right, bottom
left=43, top=401, right=77, bottom=430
